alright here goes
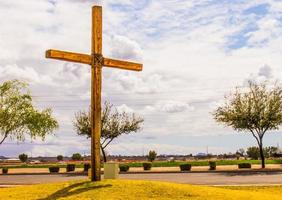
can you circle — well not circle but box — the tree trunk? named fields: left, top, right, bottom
left=258, top=142, right=265, bottom=169
left=101, top=147, right=107, bottom=163
left=0, top=133, right=8, bottom=145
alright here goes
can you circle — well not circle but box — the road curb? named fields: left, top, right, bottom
left=121, top=169, right=282, bottom=174
left=2, top=169, right=282, bottom=176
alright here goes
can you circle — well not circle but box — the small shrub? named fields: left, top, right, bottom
left=71, top=153, right=82, bottom=161
left=238, top=163, right=251, bottom=169
left=143, top=162, right=152, bottom=170
left=49, top=166, right=60, bottom=173
left=2, top=168, right=8, bottom=174
left=179, top=163, right=192, bottom=171
left=119, top=164, right=130, bottom=172
left=66, top=164, right=76, bottom=172
left=209, top=161, right=216, bottom=170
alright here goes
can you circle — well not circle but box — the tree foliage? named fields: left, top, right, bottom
left=57, top=155, right=63, bottom=161
left=0, top=80, right=59, bottom=145
left=73, top=101, right=144, bottom=162
left=246, top=146, right=278, bottom=159
left=264, top=146, right=279, bottom=158
left=246, top=146, right=260, bottom=160
left=71, top=153, right=82, bottom=161
left=19, top=153, right=28, bottom=163
left=147, top=150, right=157, bottom=162
left=213, top=81, right=282, bottom=168
left=236, top=148, right=245, bottom=157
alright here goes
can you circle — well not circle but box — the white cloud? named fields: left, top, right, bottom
left=247, top=18, right=280, bottom=45
left=107, top=35, right=143, bottom=61
left=258, top=64, right=272, bottom=78
left=243, top=64, right=276, bottom=86
left=146, top=101, right=193, bottom=113
left=116, top=104, right=134, bottom=113
left=0, top=64, right=54, bottom=85
left=2, top=0, right=282, bottom=156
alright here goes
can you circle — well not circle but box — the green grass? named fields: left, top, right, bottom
left=0, top=180, right=281, bottom=200
left=0, top=164, right=84, bottom=169
left=1, top=159, right=282, bottom=169
left=126, top=159, right=282, bottom=168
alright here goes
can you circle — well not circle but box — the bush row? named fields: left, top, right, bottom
left=1, top=162, right=254, bottom=174
left=118, top=161, right=253, bottom=172
left=48, top=163, right=90, bottom=173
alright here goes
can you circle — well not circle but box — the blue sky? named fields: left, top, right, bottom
left=1, top=0, right=282, bottom=157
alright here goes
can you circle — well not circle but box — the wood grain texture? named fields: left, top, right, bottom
left=92, top=6, right=102, bottom=55
left=91, top=6, right=102, bottom=181
left=46, top=49, right=91, bottom=65
left=104, top=58, right=143, bottom=71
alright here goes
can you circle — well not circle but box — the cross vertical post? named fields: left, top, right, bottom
left=91, top=6, right=102, bottom=181
left=45, top=5, right=142, bottom=182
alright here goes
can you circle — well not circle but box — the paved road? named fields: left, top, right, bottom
left=121, top=172, right=282, bottom=185
left=1, top=172, right=282, bottom=186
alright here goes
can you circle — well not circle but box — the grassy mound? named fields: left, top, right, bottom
left=0, top=179, right=281, bottom=200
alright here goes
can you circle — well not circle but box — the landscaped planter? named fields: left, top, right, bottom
left=143, top=162, right=152, bottom=170
left=66, top=164, right=76, bottom=172
left=209, top=161, right=216, bottom=170
left=179, top=164, right=192, bottom=171
left=238, top=163, right=251, bottom=169
left=2, top=168, right=8, bottom=174
left=119, top=164, right=130, bottom=172
left=49, top=166, right=60, bottom=173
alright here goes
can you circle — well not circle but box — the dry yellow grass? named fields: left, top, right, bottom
left=0, top=180, right=281, bottom=200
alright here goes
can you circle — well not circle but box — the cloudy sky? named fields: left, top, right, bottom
left=1, top=0, right=282, bottom=157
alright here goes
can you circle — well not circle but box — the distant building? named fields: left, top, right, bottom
left=196, top=153, right=207, bottom=157
left=1, top=158, right=21, bottom=164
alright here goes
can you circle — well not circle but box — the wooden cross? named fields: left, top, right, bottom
left=45, top=5, right=142, bottom=181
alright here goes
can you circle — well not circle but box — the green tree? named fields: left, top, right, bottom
left=71, top=153, right=82, bottom=161
left=73, top=101, right=144, bottom=162
left=0, top=80, right=59, bottom=145
left=214, top=81, right=282, bottom=168
left=147, top=150, right=157, bottom=162
left=246, top=146, right=260, bottom=160
left=57, top=155, right=63, bottom=161
left=19, top=153, right=28, bottom=163
left=246, top=146, right=278, bottom=159
left=236, top=148, right=245, bottom=157
left=263, top=146, right=278, bottom=158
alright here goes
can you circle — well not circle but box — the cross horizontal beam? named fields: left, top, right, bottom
left=104, top=58, right=142, bottom=71
left=46, top=49, right=142, bottom=71
left=46, top=49, right=91, bottom=65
